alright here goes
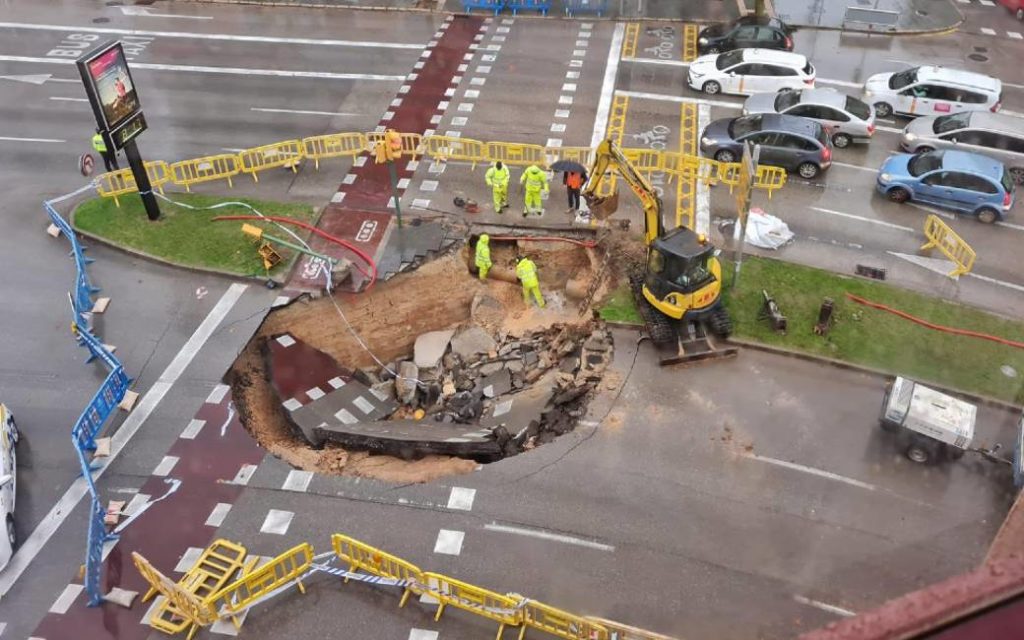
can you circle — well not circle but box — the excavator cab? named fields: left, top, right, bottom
left=643, top=227, right=725, bottom=323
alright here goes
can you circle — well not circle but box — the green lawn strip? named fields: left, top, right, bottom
left=599, top=256, right=1024, bottom=401
left=598, top=283, right=643, bottom=325
left=74, top=193, right=318, bottom=277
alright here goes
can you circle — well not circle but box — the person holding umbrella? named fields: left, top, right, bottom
left=553, top=160, right=588, bottom=215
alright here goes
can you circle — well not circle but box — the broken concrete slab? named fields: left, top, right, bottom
left=479, top=361, right=504, bottom=376
left=395, top=361, right=419, bottom=405
left=315, top=419, right=502, bottom=461
left=451, top=326, right=498, bottom=361
left=481, top=369, right=512, bottom=399
left=414, top=329, right=456, bottom=369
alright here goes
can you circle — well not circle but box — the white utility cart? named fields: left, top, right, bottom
left=880, top=376, right=976, bottom=464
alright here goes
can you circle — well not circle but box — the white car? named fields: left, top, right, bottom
left=863, top=65, right=1002, bottom=118
left=687, top=49, right=815, bottom=96
left=0, top=404, right=17, bottom=571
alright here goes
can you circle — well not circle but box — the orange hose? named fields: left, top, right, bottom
left=846, top=292, right=1024, bottom=350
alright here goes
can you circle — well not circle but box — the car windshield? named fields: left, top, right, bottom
left=775, top=91, right=801, bottom=111
left=716, top=50, right=744, bottom=70
left=728, top=115, right=762, bottom=139
left=889, top=68, right=918, bottom=90
left=933, top=112, right=971, bottom=134
left=845, top=96, right=871, bottom=121
left=908, top=151, right=943, bottom=177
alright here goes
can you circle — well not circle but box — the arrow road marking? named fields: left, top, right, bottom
left=810, top=207, right=915, bottom=232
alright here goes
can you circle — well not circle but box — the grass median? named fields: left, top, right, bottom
left=74, top=193, right=319, bottom=277
left=600, top=256, right=1024, bottom=402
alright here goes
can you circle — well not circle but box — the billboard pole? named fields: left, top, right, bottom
left=123, top=140, right=160, bottom=221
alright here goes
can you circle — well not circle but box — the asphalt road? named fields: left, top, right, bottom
left=0, top=1, right=1021, bottom=639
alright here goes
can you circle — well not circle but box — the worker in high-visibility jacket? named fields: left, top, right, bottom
left=91, top=130, right=118, bottom=172
left=474, top=234, right=492, bottom=281
left=516, top=255, right=545, bottom=308
left=519, top=165, right=549, bottom=217
left=484, top=161, right=510, bottom=213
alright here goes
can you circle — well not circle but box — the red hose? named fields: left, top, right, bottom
left=486, top=235, right=597, bottom=248
left=846, top=292, right=1024, bottom=350
left=213, top=215, right=377, bottom=290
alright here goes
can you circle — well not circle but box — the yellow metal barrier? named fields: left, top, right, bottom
left=237, top=139, right=304, bottom=182
left=487, top=141, right=546, bottom=167
left=422, top=572, right=522, bottom=640
left=132, top=551, right=218, bottom=640
left=208, top=542, right=314, bottom=631
left=546, top=146, right=593, bottom=169
left=95, top=161, right=171, bottom=207
left=676, top=102, right=699, bottom=230
left=302, top=132, right=368, bottom=170
left=331, top=533, right=424, bottom=607
left=621, top=147, right=668, bottom=176
left=169, top=154, right=241, bottom=192
left=367, top=131, right=423, bottom=161
left=518, top=599, right=609, bottom=640
left=423, top=135, right=486, bottom=168
left=920, top=214, right=977, bottom=277
left=587, top=617, right=679, bottom=640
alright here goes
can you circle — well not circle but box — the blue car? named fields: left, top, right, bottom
left=876, top=150, right=1014, bottom=223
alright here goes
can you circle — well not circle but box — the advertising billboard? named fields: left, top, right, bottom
left=77, top=41, right=146, bottom=147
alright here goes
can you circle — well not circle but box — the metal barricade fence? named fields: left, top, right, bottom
left=366, top=131, right=423, bottom=161
left=546, top=146, right=593, bottom=169
left=170, top=154, right=241, bottom=192
left=487, top=141, right=547, bottom=168
left=461, top=0, right=506, bottom=14
left=132, top=552, right=218, bottom=640
left=209, top=543, right=314, bottom=630
left=237, top=140, right=304, bottom=182
left=332, top=533, right=424, bottom=607
left=302, top=132, right=368, bottom=170
left=423, top=135, right=487, bottom=168
left=565, top=0, right=608, bottom=16
left=421, top=572, right=523, bottom=640
left=920, top=214, right=976, bottom=277
left=621, top=147, right=668, bottom=177
left=507, top=0, right=551, bottom=15
left=586, top=617, right=679, bottom=640
left=519, top=599, right=609, bottom=640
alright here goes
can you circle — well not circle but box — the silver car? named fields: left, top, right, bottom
left=901, top=111, right=1024, bottom=184
left=742, top=88, right=875, bottom=148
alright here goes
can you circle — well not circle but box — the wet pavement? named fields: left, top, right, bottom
left=775, top=0, right=963, bottom=32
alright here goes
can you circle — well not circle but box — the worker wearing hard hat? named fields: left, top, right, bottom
left=519, top=165, right=549, bottom=218
left=484, top=161, right=510, bottom=214
left=515, top=255, right=545, bottom=308
left=474, top=234, right=492, bottom=281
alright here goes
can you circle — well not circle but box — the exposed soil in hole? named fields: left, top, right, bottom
left=229, top=241, right=613, bottom=483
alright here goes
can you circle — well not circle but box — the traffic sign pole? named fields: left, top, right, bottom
left=732, top=143, right=759, bottom=289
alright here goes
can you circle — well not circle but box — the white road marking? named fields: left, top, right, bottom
left=231, top=463, right=258, bottom=485
left=0, top=21, right=423, bottom=48
left=905, top=201, right=955, bottom=220
left=744, top=453, right=880, bottom=492
left=120, top=6, right=213, bottom=19
left=0, top=135, right=65, bottom=143
left=141, top=595, right=167, bottom=625
left=48, top=96, right=88, bottom=102
left=981, top=27, right=997, bottom=35
left=815, top=78, right=862, bottom=89
left=873, top=125, right=903, bottom=134
left=810, top=207, right=915, bottom=232
left=433, top=529, right=465, bottom=555
left=997, top=220, right=1024, bottom=232
left=447, top=487, right=476, bottom=511
left=49, top=583, right=84, bottom=614
left=0, top=55, right=405, bottom=81
left=152, top=455, right=179, bottom=477
left=123, top=492, right=151, bottom=516
left=484, top=522, right=615, bottom=551
left=967, top=272, right=1024, bottom=293
left=696, top=103, right=711, bottom=235
left=282, top=470, right=314, bottom=492
left=260, top=509, right=294, bottom=535
left=174, top=546, right=204, bottom=572
left=794, top=595, right=856, bottom=617
left=207, top=383, right=230, bottom=404
left=830, top=161, right=875, bottom=172
left=979, top=0, right=995, bottom=4
left=889, top=251, right=958, bottom=277
left=409, top=630, right=439, bottom=640
left=206, top=502, right=233, bottom=527
left=0, top=73, right=75, bottom=84
left=591, top=22, right=625, bottom=148
left=1000, top=108, right=1024, bottom=116
left=1010, top=32, right=1024, bottom=40
left=251, top=107, right=358, bottom=116
left=616, top=89, right=741, bottom=110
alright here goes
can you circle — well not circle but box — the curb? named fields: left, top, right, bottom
left=69, top=203, right=290, bottom=286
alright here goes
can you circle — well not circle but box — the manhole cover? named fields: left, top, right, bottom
left=968, top=53, right=989, bottom=62
left=92, top=17, right=111, bottom=23
left=1001, top=365, right=1018, bottom=378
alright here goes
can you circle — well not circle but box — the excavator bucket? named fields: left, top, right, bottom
left=584, top=191, right=619, bottom=221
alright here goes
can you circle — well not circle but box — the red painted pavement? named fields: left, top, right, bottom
left=288, top=14, right=485, bottom=292
left=267, top=333, right=352, bottom=405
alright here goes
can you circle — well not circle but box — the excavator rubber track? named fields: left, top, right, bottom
left=630, top=274, right=675, bottom=345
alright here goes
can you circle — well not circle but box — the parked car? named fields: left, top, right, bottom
left=863, top=65, right=1002, bottom=118
left=998, top=0, right=1023, bottom=20
left=696, top=15, right=793, bottom=55
left=876, top=150, right=1015, bottom=223
left=700, top=113, right=833, bottom=179
left=0, top=404, right=19, bottom=571
left=687, top=49, right=815, bottom=96
left=742, top=88, right=875, bottom=148
left=900, top=111, right=1024, bottom=183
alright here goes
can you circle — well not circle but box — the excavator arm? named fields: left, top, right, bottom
left=582, top=139, right=665, bottom=246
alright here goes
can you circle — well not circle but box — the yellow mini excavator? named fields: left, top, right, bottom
left=583, top=138, right=737, bottom=365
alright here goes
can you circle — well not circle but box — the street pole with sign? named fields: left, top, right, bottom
left=732, top=142, right=760, bottom=289
left=77, top=41, right=160, bottom=221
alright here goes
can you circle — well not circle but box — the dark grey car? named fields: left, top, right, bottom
left=699, top=113, right=833, bottom=179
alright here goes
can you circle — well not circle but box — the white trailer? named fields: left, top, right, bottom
left=880, top=376, right=977, bottom=464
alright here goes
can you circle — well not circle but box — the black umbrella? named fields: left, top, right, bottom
left=549, top=160, right=587, bottom=174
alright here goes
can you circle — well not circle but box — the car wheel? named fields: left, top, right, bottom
left=703, top=81, right=721, bottom=95
left=916, top=146, right=935, bottom=154
left=906, top=443, right=931, bottom=464
left=874, top=102, right=893, bottom=118
left=1010, top=167, right=1024, bottom=184
left=706, top=46, right=720, bottom=54
left=832, top=133, right=852, bottom=149
left=8, top=419, right=17, bottom=446
left=714, top=149, right=736, bottom=163
left=888, top=187, right=911, bottom=203
left=977, top=207, right=998, bottom=224
left=6, top=516, right=14, bottom=549
left=797, top=162, right=820, bottom=179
